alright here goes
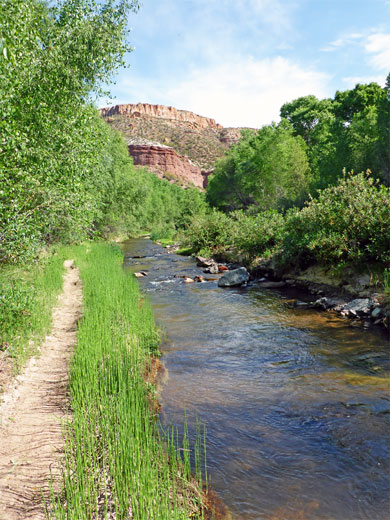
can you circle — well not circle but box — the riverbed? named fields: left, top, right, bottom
left=124, top=238, right=390, bottom=520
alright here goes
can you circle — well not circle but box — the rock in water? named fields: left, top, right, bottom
left=218, top=267, right=249, bottom=287
left=340, top=298, right=372, bottom=317
left=134, top=271, right=147, bottom=278
left=196, top=256, right=214, bottom=267
left=209, top=264, right=219, bottom=274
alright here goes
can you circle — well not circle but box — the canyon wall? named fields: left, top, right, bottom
left=128, top=144, right=210, bottom=189
left=101, top=103, right=223, bottom=130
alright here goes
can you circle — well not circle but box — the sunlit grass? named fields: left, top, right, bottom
left=48, top=243, right=205, bottom=519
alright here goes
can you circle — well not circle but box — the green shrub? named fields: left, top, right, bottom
left=182, top=210, right=231, bottom=255
left=282, top=171, right=390, bottom=268
left=228, top=210, right=285, bottom=259
left=0, top=250, right=65, bottom=369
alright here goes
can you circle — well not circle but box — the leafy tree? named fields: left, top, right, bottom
left=280, top=81, right=389, bottom=190
left=280, top=95, right=333, bottom=146
left=207, top=122, right=311, bottom=212
left=0, top=0, right=139, bottom=262
left=333, top=82, right=383, bottom=122
left=375, top=73, right=390, bottom=183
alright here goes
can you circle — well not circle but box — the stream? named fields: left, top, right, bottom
left=123, top=238, right=390, bottom=520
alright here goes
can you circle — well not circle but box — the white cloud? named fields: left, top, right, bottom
left=342, top=75, right=386, bottom=87
left=365, top=33, right=390, bottom=71
left=321, top=32, right=364, bottom=51
left=100, top=56, right=330, bottom=128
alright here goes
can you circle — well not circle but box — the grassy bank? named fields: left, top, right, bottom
left=0, top=249, right=67, bottom=376
left=48, top=243, right=205, bottom=519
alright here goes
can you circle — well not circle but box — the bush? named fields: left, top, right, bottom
left=182, top=209, right=285, bottom=261
left=182, top=210, right=232, bottom=256
left=228, top=210, right=285, bottom=259
left=281, top=171, right=390, bottom=268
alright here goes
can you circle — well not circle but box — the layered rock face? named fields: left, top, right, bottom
left=128, top=144, right=210, bottom=189
left=101, top=103, right=254, bottom=188
left=101, top=103, right=223, bottom=130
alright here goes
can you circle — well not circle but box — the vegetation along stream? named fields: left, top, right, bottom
left=124, top=238, right=389, bottom=520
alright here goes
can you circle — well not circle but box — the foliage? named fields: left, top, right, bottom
left=384, top=267, right=390, bottom=295
left=207, top=122, right=311, bottom=212
left=0, top=249, right=66, bottom=371
left=100, top=132, right=208, bottom=238
left=182, top=208, right=284, bottom=262
left=181, top=210, right=232, bottom=257
left=0, top=0, right=139, bottom=263
left=227, top=210, right=285, bottom=259
left=186, top=172, right=390, bottom=272
left=280, top=79, right=390, bottom=189
left=0, top=282, right=36, bottom=337
left=281, top=172, right=390, bottom=268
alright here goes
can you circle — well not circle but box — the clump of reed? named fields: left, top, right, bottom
left=48, top=243, right=205, bottom=519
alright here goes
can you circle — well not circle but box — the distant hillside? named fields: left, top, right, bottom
left=101, top=104, right=252, bottom=187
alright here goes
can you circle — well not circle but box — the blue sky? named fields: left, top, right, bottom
left=100, top=0, right=390, bottom=127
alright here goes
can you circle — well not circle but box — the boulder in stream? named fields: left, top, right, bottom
left=218, top=267, right=249, bottom=287
left=336, top=298, right=372, bottom=317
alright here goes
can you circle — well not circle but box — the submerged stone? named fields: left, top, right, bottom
left=258, top=280, right=286, bottom=288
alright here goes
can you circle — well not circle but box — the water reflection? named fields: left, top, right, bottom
left=124, top=239, right=390, bottom=520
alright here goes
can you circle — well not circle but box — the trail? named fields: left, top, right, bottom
left=0, top=260, right=82, bottom=520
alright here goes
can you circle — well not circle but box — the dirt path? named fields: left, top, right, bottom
left=0, top=260, right=82, bottom=520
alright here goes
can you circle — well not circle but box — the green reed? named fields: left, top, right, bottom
left=48, top=243, right=205, bottom=519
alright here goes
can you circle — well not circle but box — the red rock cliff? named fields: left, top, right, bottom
left=101, top=103, right=222, bottom=130
left=128, top=144, right=210, bottom=189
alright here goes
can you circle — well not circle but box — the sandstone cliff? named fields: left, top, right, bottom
left=101, top=103, right=254, bottom=188
left=100, top=103, right=223, bottom=130
left=128, top=143, right=211, bottom=189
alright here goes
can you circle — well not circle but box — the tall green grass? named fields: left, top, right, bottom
left=0, top=249, right=66, bottom=373
left=49, top=243, right=205, bottom=519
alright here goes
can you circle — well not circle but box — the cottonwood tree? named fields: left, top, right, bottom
left=0, top=0, right=139, bottom=262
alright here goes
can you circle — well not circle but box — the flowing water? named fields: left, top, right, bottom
left=123, top=238, right=390, bottom=520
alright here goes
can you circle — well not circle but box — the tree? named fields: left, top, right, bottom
left=375, top=73, right=390, bottom=183
left=207, top=122, right=311, bottom=212
left=280, top=81, right=389, bottom=190
left=280, top=95, right=333, bottom=146
left=0, top=0, right=139, bottom=262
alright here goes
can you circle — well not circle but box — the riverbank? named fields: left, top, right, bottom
left=176, top=171, right=390, bottom=330
left=0, top=243, right=211, bottom=519
left=162, top=244, right=390, bottom=330
left=251, top=260, right=390, bottom=330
